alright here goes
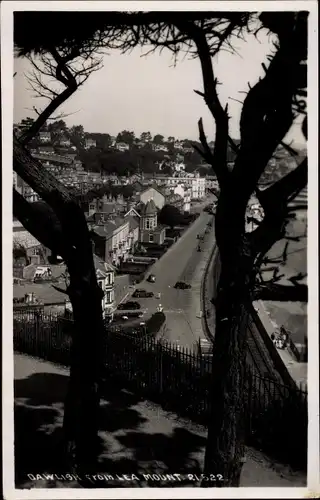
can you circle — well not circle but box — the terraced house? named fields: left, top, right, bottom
left=90, top=216, right=132, bottom=267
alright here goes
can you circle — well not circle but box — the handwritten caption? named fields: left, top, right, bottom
left=27, top=473, right=224, bottom=483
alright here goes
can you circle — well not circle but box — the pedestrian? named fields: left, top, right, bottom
left=271, top=333, right=276, bottom=343
left=280, top=326, right=288, bottom=347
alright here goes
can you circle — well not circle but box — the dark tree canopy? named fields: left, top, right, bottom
left=158, top=204, right=182, bottom=228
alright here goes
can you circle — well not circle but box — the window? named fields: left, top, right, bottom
left=145, top=219, right=150, bottom=230
left=106, top=291, right=112, bottom=304
left=149, top=234, right=154, bottom=243
left=98, top=280, right=104, bottom=290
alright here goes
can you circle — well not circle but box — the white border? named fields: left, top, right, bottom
left=1, top=2, right=318, bottom=499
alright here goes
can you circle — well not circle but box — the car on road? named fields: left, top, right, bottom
left=147, top=274, right=156, bottom=283
left=117, top=301, right=141, bottom=310
left=174, top=281, right=192, bottom=290
left=132, top=289, right=154, bottom=298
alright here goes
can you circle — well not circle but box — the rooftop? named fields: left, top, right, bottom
left=141, top=199, right=157, bottom=216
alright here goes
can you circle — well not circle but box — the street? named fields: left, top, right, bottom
left=127, top=207, right=216, bottom=349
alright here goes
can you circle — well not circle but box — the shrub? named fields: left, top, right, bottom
left=145, top=311, right=166, bottom=336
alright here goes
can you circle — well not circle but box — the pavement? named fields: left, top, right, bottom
left=124, top=209, right=216, bottom=350
left=14, top=353, right=307, bottom=488
left=259, top=189, right=307, bottom=344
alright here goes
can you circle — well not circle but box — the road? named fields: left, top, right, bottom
left=127, top=205, right=216, bottom=349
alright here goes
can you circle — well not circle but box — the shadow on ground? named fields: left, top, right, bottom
left=14, top=369, right=206, bottom=489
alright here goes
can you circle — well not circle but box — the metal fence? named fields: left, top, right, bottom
left=13, top=311, right=308, bottom=469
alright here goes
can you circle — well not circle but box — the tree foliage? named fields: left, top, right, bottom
left=158, top=204, right=182, bottom=228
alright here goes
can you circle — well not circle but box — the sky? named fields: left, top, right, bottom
left=14, top=26, right=305, bottom=145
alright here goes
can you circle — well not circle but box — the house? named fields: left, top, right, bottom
left=38, top=145, right=55, bottom=155
left=124, top=214, right=140, bottom=253
left=85, top=137, right=97, bottom=149
left=172, top=183, right=191, bottom=213
left=39, top=131, right=51, bottom=143
left=59, top=136, right=71, bottom=147
left=139, top=199, right=166, bottom=245
left=140, top=186, right=166, bottom=211
left=92, top=254, right=116, bottom=320
left=156, top=173, right=206, bottom=200
left=205, top=175, right=219, bottom=191
left=13, top=257, right=116, bottom=320
left=115, top=142, right=130, bottom=152
left=182, top=146, right=194, bottom=154
left=152, top=144, right=169, bottom=153
left=91, top=217, right=131, bottom=267
left=174, top=141, right=184, bottom=150
left=173, top=162, right=185, bottom=172
left=88, top=196, right=118, bottom=219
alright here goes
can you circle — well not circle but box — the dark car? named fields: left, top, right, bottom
left=147, top=274, right=156, bottom=283
left=132, top=289, right=154, bottom=298
left=117, top=301, right=141, bottom=310
left=174, top=281, right=191, bottom=290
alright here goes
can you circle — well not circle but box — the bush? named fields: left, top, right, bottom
left=145, top=312, right=166, bottom=336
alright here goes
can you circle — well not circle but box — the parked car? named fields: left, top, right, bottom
left=132, top=289, right=154, bottom=298
left=117, top=301, right=141, bottom=310
left=174, top=281, right=191, bottom=290
left=147, top=274, right=156, bottom=283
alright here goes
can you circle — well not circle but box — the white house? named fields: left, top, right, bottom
left=115, top=142, right=130, bottom=152
left=59, top=136, right=71, bottom=147
left=85, top=137, right=97, bottom=149
left=173, top=162, right=185, bottom=172
left=173, top=183, right=191, bottom=213
left=39, top=131, right=51, bottom=143
left=174, top=141, right=184, bottom=150
left=152, top=144, right=169, bottom=153
left=153, top=173, right=205, bottom=201
left=191, top=174, right=205, bottom=200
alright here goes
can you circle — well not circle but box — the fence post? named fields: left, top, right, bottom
left=159, top=343, right=163, bottom=394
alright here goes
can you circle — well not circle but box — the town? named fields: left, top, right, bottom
left=9, top=8, right=310, bottom=493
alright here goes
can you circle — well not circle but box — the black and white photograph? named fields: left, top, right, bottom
left=1, top=1, right=318, bottom=497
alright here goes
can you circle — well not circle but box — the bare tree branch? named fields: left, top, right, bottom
left=253, top=282, right=308, bottom=302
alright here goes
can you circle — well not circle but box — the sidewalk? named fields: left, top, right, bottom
left=14, top=354, right=306, bottom=488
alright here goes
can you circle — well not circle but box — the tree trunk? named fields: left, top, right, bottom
left=202, top=246, right=253, bottom=487
left=62, top=278, right=105, bottom=473
left=202, top=295, right=250, bottom=486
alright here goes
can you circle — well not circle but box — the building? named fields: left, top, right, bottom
left=38, top=145, right=55, bottom=155
left=140, top=186, right=165, bottom=211
left=115, top=142, right=130, bottom=152
left=205, top=175, right=219, bottom=191
left=59, top=136, right=71, bottom=147
left=152, top=173, right=205, bottom=200
left=173, top=162, right=185, bottom=173
left=85, top=137, right=97, bottom=149
left=124, top=214, right=140, bottom=253
left=173, top=141, right=184, bottom=150
left=92, top=255, right=116, bottom=321
left=152, top=143, right=169, bottom=153
left=39, top=131, right=51, bottom=143
left=13, top=222, right=51, bottom=275
left=139, top=199, right=166, bottom=245
left=172, top=183, right=191, bottom=213
left=91, top=216, right=131, bottom=267
left=13, top=257, right=116, bottom=320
